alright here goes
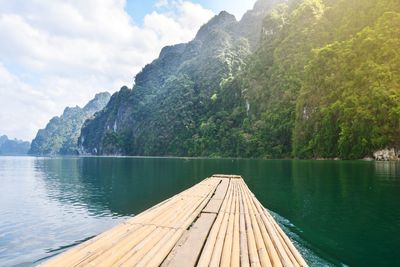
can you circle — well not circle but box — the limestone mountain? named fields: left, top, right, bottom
left=29, top=92, right=111, bottom=156
left=79, top=0, right=275, bottom=156
left=0, top=135, right=30, bottom=155
left=79, top=0, right=400, bottom=159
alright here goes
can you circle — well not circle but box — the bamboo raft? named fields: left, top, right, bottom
left=42, top=174, right=308, bottom=267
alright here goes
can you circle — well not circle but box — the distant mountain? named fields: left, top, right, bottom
left=0, top=135, right=30, bottom=155
left=29, top=92, right=111, bottom=156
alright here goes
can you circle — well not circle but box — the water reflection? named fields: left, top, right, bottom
left=374, top=160, right=400, bottom=180
left=36, top=157, right=210, bottom=217
left=1, top=157, right=400, bottom=266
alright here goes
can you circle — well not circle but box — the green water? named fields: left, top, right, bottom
left=0, top=157, right=399, bottom=266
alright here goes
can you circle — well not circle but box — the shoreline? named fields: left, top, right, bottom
left=3, top=154, right=400, bottom=162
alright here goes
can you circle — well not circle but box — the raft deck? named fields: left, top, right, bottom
left=42, top=174, right=308, bottom=266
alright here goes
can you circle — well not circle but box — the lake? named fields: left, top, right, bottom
left=0, top=157, right=399, bottom=266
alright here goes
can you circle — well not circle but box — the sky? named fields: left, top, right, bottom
left=0, top=0, right=256, bottom=141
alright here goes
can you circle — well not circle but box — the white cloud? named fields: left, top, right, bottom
left=0, top=0, right=214, bottom=141
left=144, top=1, right=214, bottom=43
left=155, top=0, right=169, bottom=8
left=195, top=0, right=256, bottom=20
left=0, top=64, right=53, bottom=141
left=225, top=0, right=256, bottom=20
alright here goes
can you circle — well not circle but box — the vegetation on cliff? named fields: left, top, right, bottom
left=78, top=0, right=400, bottom=159
left=239, top=0, right=400, bottom=159
left=29, top=92, right=111, bottom=156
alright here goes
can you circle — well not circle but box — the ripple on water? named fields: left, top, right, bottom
left=2, top=157, right=400, bottom=266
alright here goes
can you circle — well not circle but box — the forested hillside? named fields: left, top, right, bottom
left=79, top=1, right=275, bottom=156
left=239, top=0, right=400, bottom=159
left=29, top=92, right=110, bottom=156
left=79, top=0, right=400, bottom=159
left=294, top=12, right=400, bottom=159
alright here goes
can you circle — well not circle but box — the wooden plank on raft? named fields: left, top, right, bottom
left=202, top=178, right=229, bottom=213
left=161, top=212, right=216, bottom=267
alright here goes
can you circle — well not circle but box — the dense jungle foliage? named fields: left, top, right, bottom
left=79, top=0, right=400, bottom=159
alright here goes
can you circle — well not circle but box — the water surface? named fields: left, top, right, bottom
left=0, top=157, right=399, bottom=266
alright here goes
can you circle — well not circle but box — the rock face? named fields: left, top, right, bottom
left=29, top=92, right=111, bottom=156
left=79, top=0, right=400, bottom=159
left=78, top=0, right=274, bottom=156
left=373, top=149, right=399, bottom=161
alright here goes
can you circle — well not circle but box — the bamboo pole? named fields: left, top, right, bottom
left=48, top=180, right=206, bottom=266
left=241, top=181, right=283, bottom=267
left=251, top=188, right=308, bottom=267
left=251, top=196, right=293, bottom=266
left=240, top=181, right=261, bottom=267
left=209, top=180, right=234, bottom=267
left=82, top=184, right=209, bottom=266
left=267, top=211, right=308, bottom=267
left=42, top=176, right=308, bottom=267
left=239, top=179, right=250, bottom=267
left=87, top=199, right=194, bottom=266
left=240, top=181, right=272, bottom=267
left=110, top=192, right=209, bottom=265
left=135, top=181, right=218, bottom=267
left=130, top=177, right=216, bottom=224
left=274, top=227, right=300, bottom=266
left=220, top=181, right=237, bottom=266
left=231, top=180, right=241, bottom=267
left=46, top=194, right=183, bottom=267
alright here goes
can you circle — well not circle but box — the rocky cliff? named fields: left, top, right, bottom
left=29, top=92, right=111, bottom=155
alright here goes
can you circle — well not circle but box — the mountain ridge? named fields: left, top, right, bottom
left=73, top=0, right=400, bottom=160
left=0, top=135, right=30, bottom=156
left=78, top=0, right=275, bottom=156
left=29, top=92, right=111, bottom=156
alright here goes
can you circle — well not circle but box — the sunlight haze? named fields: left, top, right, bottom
left=0, top=0, right=256, bottom=141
